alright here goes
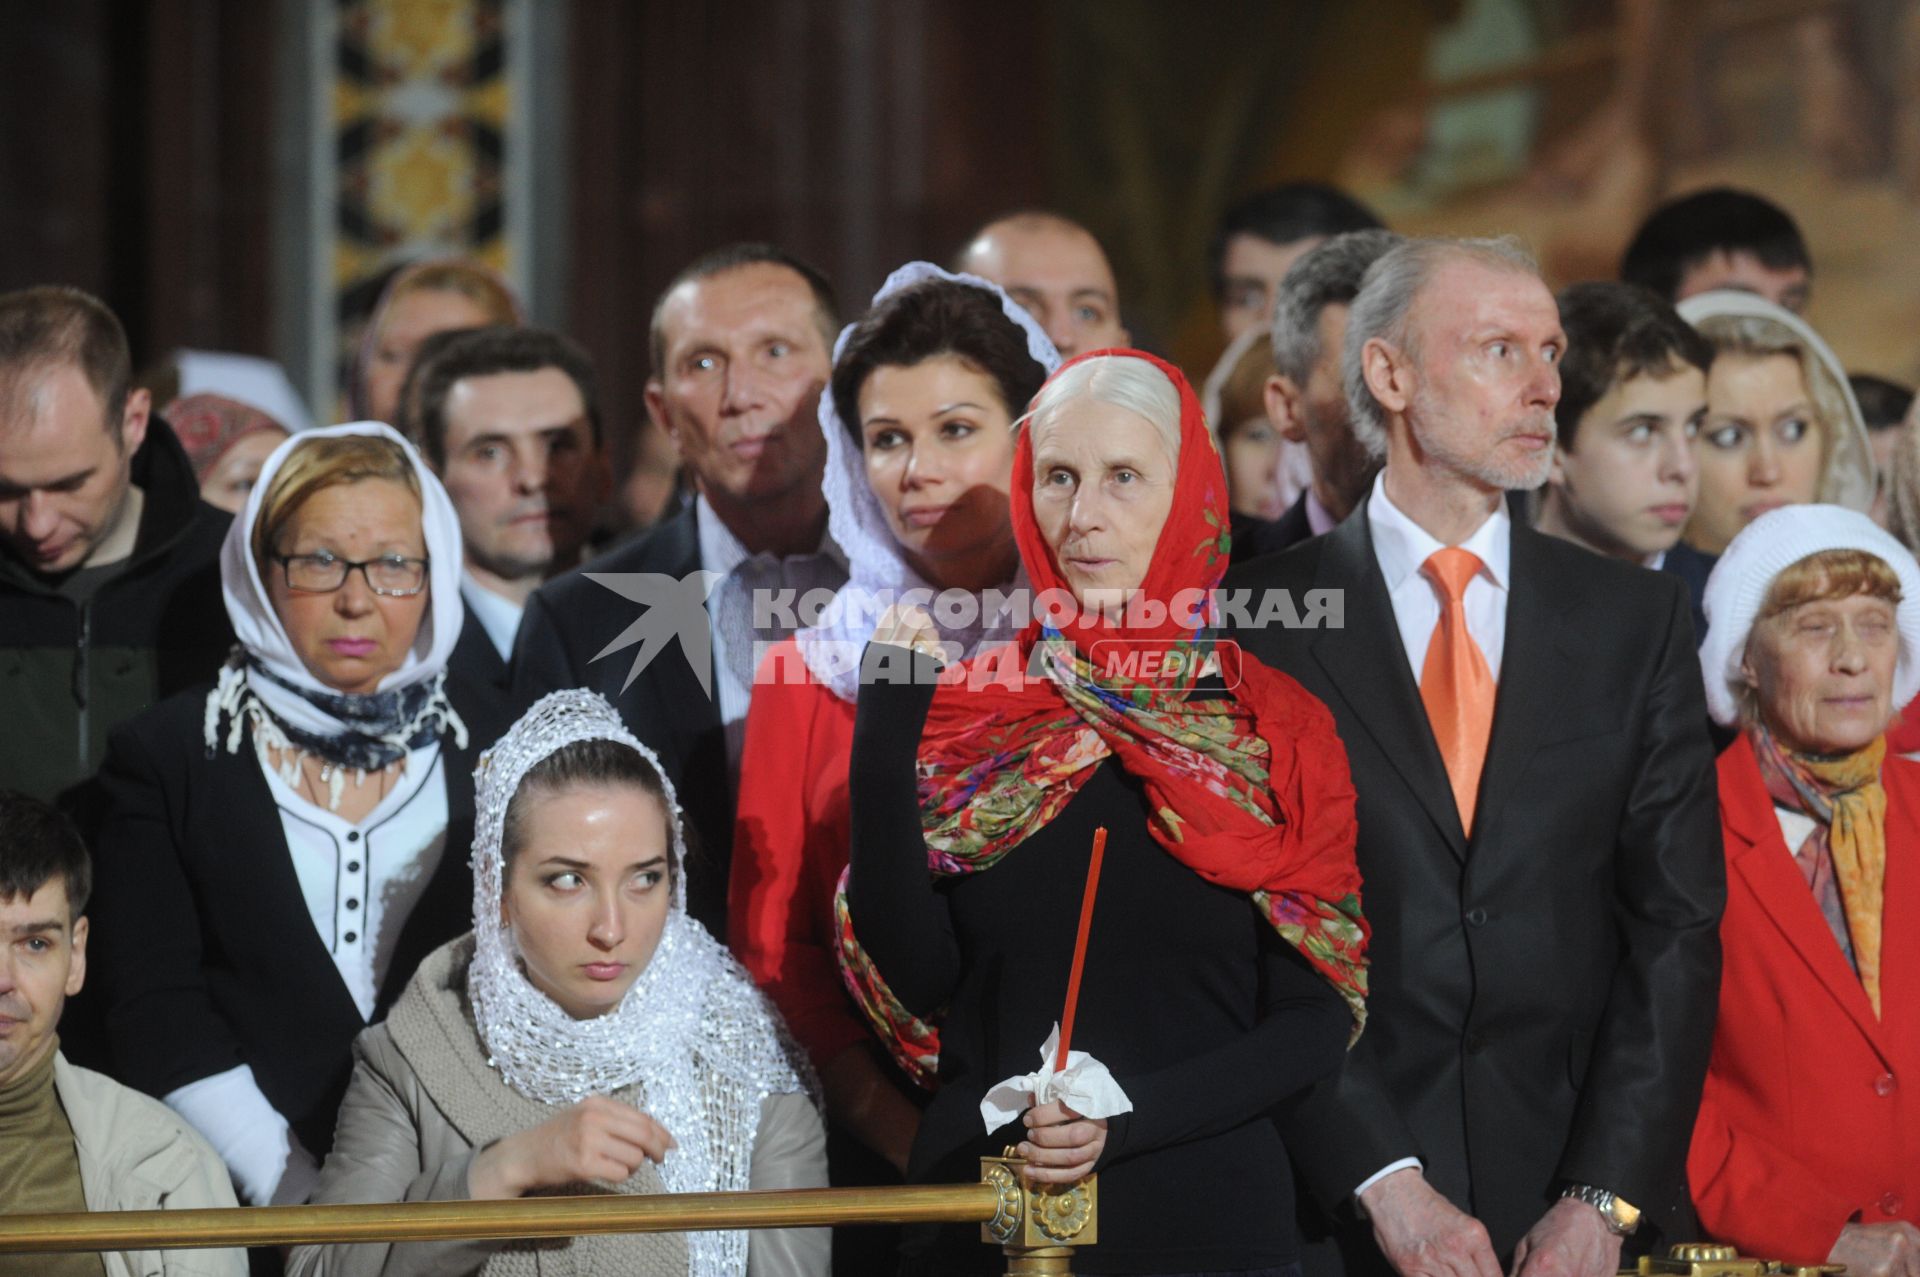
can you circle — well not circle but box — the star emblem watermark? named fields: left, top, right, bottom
left=585, top=570, right=724, bottom=697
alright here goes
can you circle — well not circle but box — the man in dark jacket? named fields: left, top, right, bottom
left=1232, top=230, right=1396, bottom=565
left=511, top=244, right=846, bottom=934
left=0, top=287, right=232, bottom=806
left=1231, top=237, right=1722, bottom=1277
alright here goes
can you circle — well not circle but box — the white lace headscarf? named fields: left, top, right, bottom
left=467, top=689, right=814, bottom=1277
left=795, top=261, right=1060, bottom=699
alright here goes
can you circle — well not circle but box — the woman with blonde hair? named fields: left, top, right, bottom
left=1676, top=290, right=1875, bottom=555
left=88, top=424, right=510, bottom=1208
left=353, top=259, right=524, bottom=424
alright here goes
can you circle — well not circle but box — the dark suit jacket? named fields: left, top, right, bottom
left=510, top=504, right=734, bottom=931
left=1227, top=502, right=1725, bottom=1270
left=1231, top=495, right=1315, bottom=567
left=86, top=673, right=511, bottom=1158
left=1660, top=541, right=1717, bottom=649
left=447, top=596, right=511, bottom=694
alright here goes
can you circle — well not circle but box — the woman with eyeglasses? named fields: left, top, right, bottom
left=87, top=423, right=511, bottom=1214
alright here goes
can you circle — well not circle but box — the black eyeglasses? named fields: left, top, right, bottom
left=272, top=552, right=429, bottom=597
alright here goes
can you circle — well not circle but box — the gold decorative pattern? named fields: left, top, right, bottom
left=982, top=1162, right=1024, bottom=1245
left=1031, top=1184, right=1093, bottom=1242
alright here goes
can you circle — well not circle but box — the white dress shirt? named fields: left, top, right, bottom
left=165, top=745, right=449, bottom=1205
left=1351, top=472, right=1512, bottom=1203
left=1366, top=471, right=1511, bottom=683
left=459, top=570, right=525, bottom=663
left=695, top=495, right=845, bottom=765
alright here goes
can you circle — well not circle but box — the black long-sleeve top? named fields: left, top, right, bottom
left=846, top=654, right=1351, bottom=1275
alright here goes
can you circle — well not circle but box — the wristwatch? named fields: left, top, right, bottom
left=1561, top=1183, right=1641, bottom=1236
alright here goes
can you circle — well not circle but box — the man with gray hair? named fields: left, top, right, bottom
left=1228, top=237, right=1723, bottom=1277
left=1234, top=229, right=1396, bottom=563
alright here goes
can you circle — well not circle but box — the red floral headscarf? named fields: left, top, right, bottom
left=835, top=349, right=1368, bottom=1085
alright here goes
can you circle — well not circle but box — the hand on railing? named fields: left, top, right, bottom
left=1015, top=1101, right=1107, bottom=1186
left=468, top=1096, right=678, bottom=1199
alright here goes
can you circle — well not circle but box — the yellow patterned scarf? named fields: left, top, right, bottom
left=1752, top=725, right=1889, bottom=1015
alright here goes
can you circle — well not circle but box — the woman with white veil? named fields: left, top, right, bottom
left=289, top=689, right=826, bottom=1276
left=727, top=264, right=1056, bottom=1228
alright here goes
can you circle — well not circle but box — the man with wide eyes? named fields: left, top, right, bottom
left=512, top=244, right=847, bottom=935
left=1231, top=236, right=1722, bottom=1277
left=955, top=211, right=1130, bottom=359
left=1534, top=282, right=1716, bottom=641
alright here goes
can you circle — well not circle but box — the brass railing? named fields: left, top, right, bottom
left=0, top=1154, right=1097, bottom=1276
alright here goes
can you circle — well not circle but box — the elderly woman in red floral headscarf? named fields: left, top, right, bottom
left=840, top=349, right=1367, bottom=1276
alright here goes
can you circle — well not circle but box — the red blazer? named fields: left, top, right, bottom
left=1689, top=735, right=1920, bottom=1260
left=726, top=638, right=868, bottom=1069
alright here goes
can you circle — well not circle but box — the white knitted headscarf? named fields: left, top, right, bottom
left=467, top=689, right=814, bottom=1276
left=795, top=261, right=1059, bottom=699
left=1699, top=504, right=1920, bottom=726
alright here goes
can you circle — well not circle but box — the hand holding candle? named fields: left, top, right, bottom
left=979, top=827, right=1132, bottom=1156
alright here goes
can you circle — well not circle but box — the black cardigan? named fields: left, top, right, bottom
left=85, top=673, right=511, bottom=1157
left=845, top=654, right=1351, bottom=1275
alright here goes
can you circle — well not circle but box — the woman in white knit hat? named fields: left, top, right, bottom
left=1675, top=290, right=1875, bottom=558
left=1689, top=504, right=1920, bottom=1271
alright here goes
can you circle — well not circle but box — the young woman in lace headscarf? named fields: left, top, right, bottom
left=87, top=424, right=512, bottom=1209
left=289, top=690, right=825, bottom=1277
left=727, top=264, right=1056, bottom=1198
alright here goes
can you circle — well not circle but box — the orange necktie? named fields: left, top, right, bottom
left=1420, top=548, right=1495, bottom=834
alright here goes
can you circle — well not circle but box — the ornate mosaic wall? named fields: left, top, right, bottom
left=300, top=0, right=537, bottom=416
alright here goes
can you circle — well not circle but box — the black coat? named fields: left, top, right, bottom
left=447, top=596, right=511, bottom=694
left=1230, top=495, right=1315, bottom=567
left=1659, top=540, right=1717, bottom=649
left=0, top=415, right=232, bottom=805
left=86, top=673, right=511, bottom=1158
left=510, top=504, right=734, bottom=931
left=1225, top=503, right=1725, bottom=1271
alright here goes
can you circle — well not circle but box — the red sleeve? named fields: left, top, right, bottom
left=729, top=643, right=870, bottom=1069
left=1689, top=1081, right=1859, bottom=1262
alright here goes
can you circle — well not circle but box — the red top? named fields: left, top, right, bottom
left=728, top=637, right=868, bottom=1069
left=1689, top=734, right=1920, bottom=1259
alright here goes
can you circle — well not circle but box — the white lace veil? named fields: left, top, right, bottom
left=795, top=261, right=1061, bottom=699
left=466, top=689, right=813, bottom=1276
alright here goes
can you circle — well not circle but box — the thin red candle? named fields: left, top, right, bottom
left=1054, top=826, right=1109, bottom=1072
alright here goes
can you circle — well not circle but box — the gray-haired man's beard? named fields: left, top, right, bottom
left=1410, top=398, right=1555, bottom=493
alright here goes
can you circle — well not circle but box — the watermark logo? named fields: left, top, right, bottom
left=583, top=573, right=1342, bottom=698
left=1086, top=640, right=1240, bottom=687
left=583, top=570, right=724, bottom=696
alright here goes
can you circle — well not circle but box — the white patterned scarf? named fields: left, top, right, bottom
left=466, top=690, right=815, bottom=1276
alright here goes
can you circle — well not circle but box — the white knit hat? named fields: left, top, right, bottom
left=1698, top=504, right=1920, bottom=725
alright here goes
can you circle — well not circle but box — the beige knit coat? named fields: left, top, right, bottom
left=284, top=937, right=829, bottom=1277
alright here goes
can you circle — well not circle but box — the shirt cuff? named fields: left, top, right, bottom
left=1353, top=1157, right=1424, bottom=1210
left=165, top=1064, right=315, bottom=1205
